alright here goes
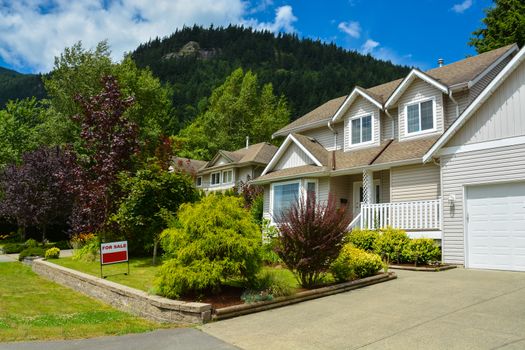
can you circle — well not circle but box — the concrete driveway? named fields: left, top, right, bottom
left=202, top=268, right=525, bottom=350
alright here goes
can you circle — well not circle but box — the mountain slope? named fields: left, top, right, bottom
left=132, top=25, right=411, bottom=125
left=0, top=67, right=46, bottom=106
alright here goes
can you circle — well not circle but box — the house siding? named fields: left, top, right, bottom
left=448, top=57, right=525, bottom=147
left=263, top=184, right=271, bottom=221
left=380, top=170, right=390, bottom=202
left=441, top=143, right=525, bottom=264
left=275, top=143, right=314, bottom=170
left=343, top=97, right=380, bottom=151
left=301, top=122, right=344, bottom=150
left=470, top=52, right=514, bottom=101
left=444, top=89, right=470, bottom=129
left=398, top=79, right=444, bottom=140
left=390, top=164, right=440, bottom=202
left=238, top=166, right=253, bottom=183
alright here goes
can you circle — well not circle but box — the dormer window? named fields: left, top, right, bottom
left=406, top=99, right=434, bottom=134
left=351, top=114, right=373, bottom=145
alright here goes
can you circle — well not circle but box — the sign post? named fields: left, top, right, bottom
left=100, top=241, right=129, bottom=278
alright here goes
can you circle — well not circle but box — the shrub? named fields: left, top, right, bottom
left=242, top=269, right=294, bottom=303
left=345, top=228, right=380, bottom=251
left=70, top=233, right=96, bottom=249
left=275, top=195, right=352, bottom=288
left=155, top=195, right=263, bottom=298
left=18, top=247, right=44, bottom=261
left=72, top=235, right=99, bottom=262
left=25, top=239, right=39, bottom=248
left=260, top=219, right=282, bottom=265
left=45, top=247, right=61, bottom=259
left=403, top=238, right=441, bottom=266
left=2, top=243, right=26, bottom=254
left=330, top=245, right=384, bottom=282
left=373, top=227, right=410, bottom=264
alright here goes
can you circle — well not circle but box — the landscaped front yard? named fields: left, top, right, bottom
left=0, top=262, right=167, bottom=342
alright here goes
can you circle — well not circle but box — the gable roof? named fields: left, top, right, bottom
left=331, top=86, right=384, bottom=123
left=201, top=142, right=278, bottom=172
left=171, top=157, right=207, bottom=174
left=423, top=44, right=525, bottom=162
left=273, top=44, right=518, bottom=137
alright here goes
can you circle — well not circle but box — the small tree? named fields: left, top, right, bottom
left=275, top=195, right=352, bottom=288
left=112, top=164, right=198, bottom=264
left=155, top=195, right=262, bottom=298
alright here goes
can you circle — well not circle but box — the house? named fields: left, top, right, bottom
left=195, top=142, right=278, bottom=192
left=252, top=43, right=525, bottom=272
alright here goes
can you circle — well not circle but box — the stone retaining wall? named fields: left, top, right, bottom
left=31, top=259, right=212, bottom=324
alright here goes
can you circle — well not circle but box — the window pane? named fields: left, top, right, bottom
left=407, top=104, right=420, bottom=133
left=273, top=183, right=299, bottom=221
left=306, top=182, right=316, bottom=199
left=351, top=118, right=361, bottom=144
left=197, top=177, right=202, bottom=186
left=361, top=115, right=372, bottom=142
left=420, top=100, right=433, bottom=130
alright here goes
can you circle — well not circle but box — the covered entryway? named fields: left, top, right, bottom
left=466, top=182, right=525, bottom=271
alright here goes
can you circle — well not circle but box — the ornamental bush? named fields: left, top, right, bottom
left=275, top=195, right=352, bottom=288
left=155, top=195, right=262, bottom=298
left=18, top=247, right=44, bottom=261
left=373, top=227, right=410, bottom=264
left=2, top=243, right=26, bottom=254
left=345, top=228, right=380, bottom=251
left=403, top=238, right=441, bottom=266
left=72, top=235, right=99, bottom=262
left=330, top=245, right=383, bottom=282
left=45, top=247, right=60, bottom=259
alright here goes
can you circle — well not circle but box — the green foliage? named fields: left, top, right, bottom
left=250, top=194, right=264, bottom=225
left=18, top=247, right=45, bottom=261
left=45, top=247, right=60, bottom=259
left=177, top=68, right=290, bottom=159
left=155, top=195, right=263, bottom=298
left=402, top=238, right=441, bottom=266
left=2, top=243, right=26, bottom=254
left=0, top=67, right=46, bottom=108
left=242, top=269, right=294, bottom=303
left=469, top=0, right=525, bottom=53
left=373, top=227, right=410, bottom=264
left=72, top=236, right=99, bottom=262
left=330, top=245, right=384, bottom=282
left=25, top=239, right=39, bottom=248
left=345, top=228, right=380, bottom=251
left=112, top=164, right=198, bottom=258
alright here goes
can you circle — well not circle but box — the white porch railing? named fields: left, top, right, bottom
left=361, top=199, right=442, bottom=230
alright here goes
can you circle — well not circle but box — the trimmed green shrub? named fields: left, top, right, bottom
left=25, top=239, right=39, bottom=248
left=2, top=243, right=26, bottom=254
left=72, top=236, right=99, bottom=262
left=45, top=247, right=60, bottom=259
left=373, top=227, right=410, bottom=263
left=18, top=247, right=44, bottom=261
left=403, top=238, right=441, bottom=266
left=155, top=195, right=263, bottom=298
left=345, top=228, right=380, bottom=251
left=330, top=245, right=384, bottom=282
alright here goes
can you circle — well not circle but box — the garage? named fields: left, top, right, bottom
left=466, top=182, right=525, bottom=271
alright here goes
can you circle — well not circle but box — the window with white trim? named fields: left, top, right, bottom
left=272, top=182, right=300, bottom=222
left=196, top=177, right=202, bottom=187
left=406, top=99, right=434, bottom=134
left=351, top=115, right=372, bottom=144
left=211, top=172, right=221, bottom=185
left=222, top=170, right=233, bottom=184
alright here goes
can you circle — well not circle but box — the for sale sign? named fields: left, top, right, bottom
left=101, top=241, right=128, bottom=265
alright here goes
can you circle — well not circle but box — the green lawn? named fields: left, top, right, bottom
left=52, top=257, right=160, bottom=292
left=0, top=262, right=167, bottom=342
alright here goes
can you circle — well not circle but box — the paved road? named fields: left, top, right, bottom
left=0, top=328, right=239, bottom=350
left=0, top=255, right=15, bottom=263
left=202, top=268, right=525, bottom=350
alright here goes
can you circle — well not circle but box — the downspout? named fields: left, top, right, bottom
left=327, top=120, right=338, bottom=150
left=448, top=90, right=459, bottom=118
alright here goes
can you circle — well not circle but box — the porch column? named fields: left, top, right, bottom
left=362, top=169, right=373, bottom=204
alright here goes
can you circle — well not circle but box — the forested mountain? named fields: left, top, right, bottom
left=132, top=25, right=411, bottom=125
left=0, top=67, right=46, bottom=107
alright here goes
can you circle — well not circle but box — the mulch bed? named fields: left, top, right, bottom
left=179, top=285, right=245, bottom=309
left=389, top=263, right=457, bottom=272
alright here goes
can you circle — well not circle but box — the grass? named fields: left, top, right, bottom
left=0, top=262, right=168, bottom=342
left=52, top=257, right=160, bottom=292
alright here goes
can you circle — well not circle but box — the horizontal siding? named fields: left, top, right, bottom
left=275, top=143, right=313, bottom=170
left=343, top=96, right=381, bottom=151
left=444, top=89, right=470, bottom=129
left=238, top=166, right=253, bottom=183
left=301, top=122, right=344, bottom=150
left=398, top=79, right=444, bottom=140
left=380, top=112, right=394, bottom=140
left=380, top=170, right=390, bottom=202
left=263, top=184, right=271, bottom=220
left=318, top=178, right=330, bottom=203
left=330, top=176, right=351, bottom=208
left=391, top=164, right=440, bottom=202
left=448, top=58, right=525, bottom=146
left=441, top=143, right=525, bottom=264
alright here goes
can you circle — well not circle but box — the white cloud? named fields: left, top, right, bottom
left=361, top=39, right=379, bottom=54
left=249, top=0, right=274, bottom=14
left=337, top=21, right=361, bottom=39
left=0, top=0, right=297, bottom=73
left=451, top=0, right=473, bottom=13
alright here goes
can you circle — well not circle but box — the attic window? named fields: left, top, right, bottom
left=406, top=99, right=434, bottom=134
left=351, top=115, right=372, bottom=144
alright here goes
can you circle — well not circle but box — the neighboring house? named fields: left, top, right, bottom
left=253, top=43, right=525, bottom=272
left=196, top=142, right=278, bottom=192
left=171, top=157, right=207, bottom=177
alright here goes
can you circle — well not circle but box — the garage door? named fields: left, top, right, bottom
left=466, top=182, right=525, bottom=271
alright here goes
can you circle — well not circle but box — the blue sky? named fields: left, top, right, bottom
left=0, top=0, right=493, bottom=74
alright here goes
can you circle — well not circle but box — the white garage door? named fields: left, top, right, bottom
left=466, top=182, right=525, bottom=271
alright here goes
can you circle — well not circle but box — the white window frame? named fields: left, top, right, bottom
left=348, top=112, right=375, bottom=149
left=210, top=172, right=221, bottom=186
left=222, top=169, right=233, bottom=184
left=269, top=179, right=319, bottom=224
left=196, top=176, right=202, bottom=187
left=404, top=97, right=437, bottom=137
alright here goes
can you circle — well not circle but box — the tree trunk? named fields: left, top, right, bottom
left=42, top=225, right=47, bottom=243
left=152, top=238, right=159, bottom=265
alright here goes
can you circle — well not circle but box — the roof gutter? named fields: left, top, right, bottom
left=250, top=169, right=330, bottom=185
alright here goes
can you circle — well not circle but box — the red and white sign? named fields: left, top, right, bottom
left=101, top=241, right=128, bottom=265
